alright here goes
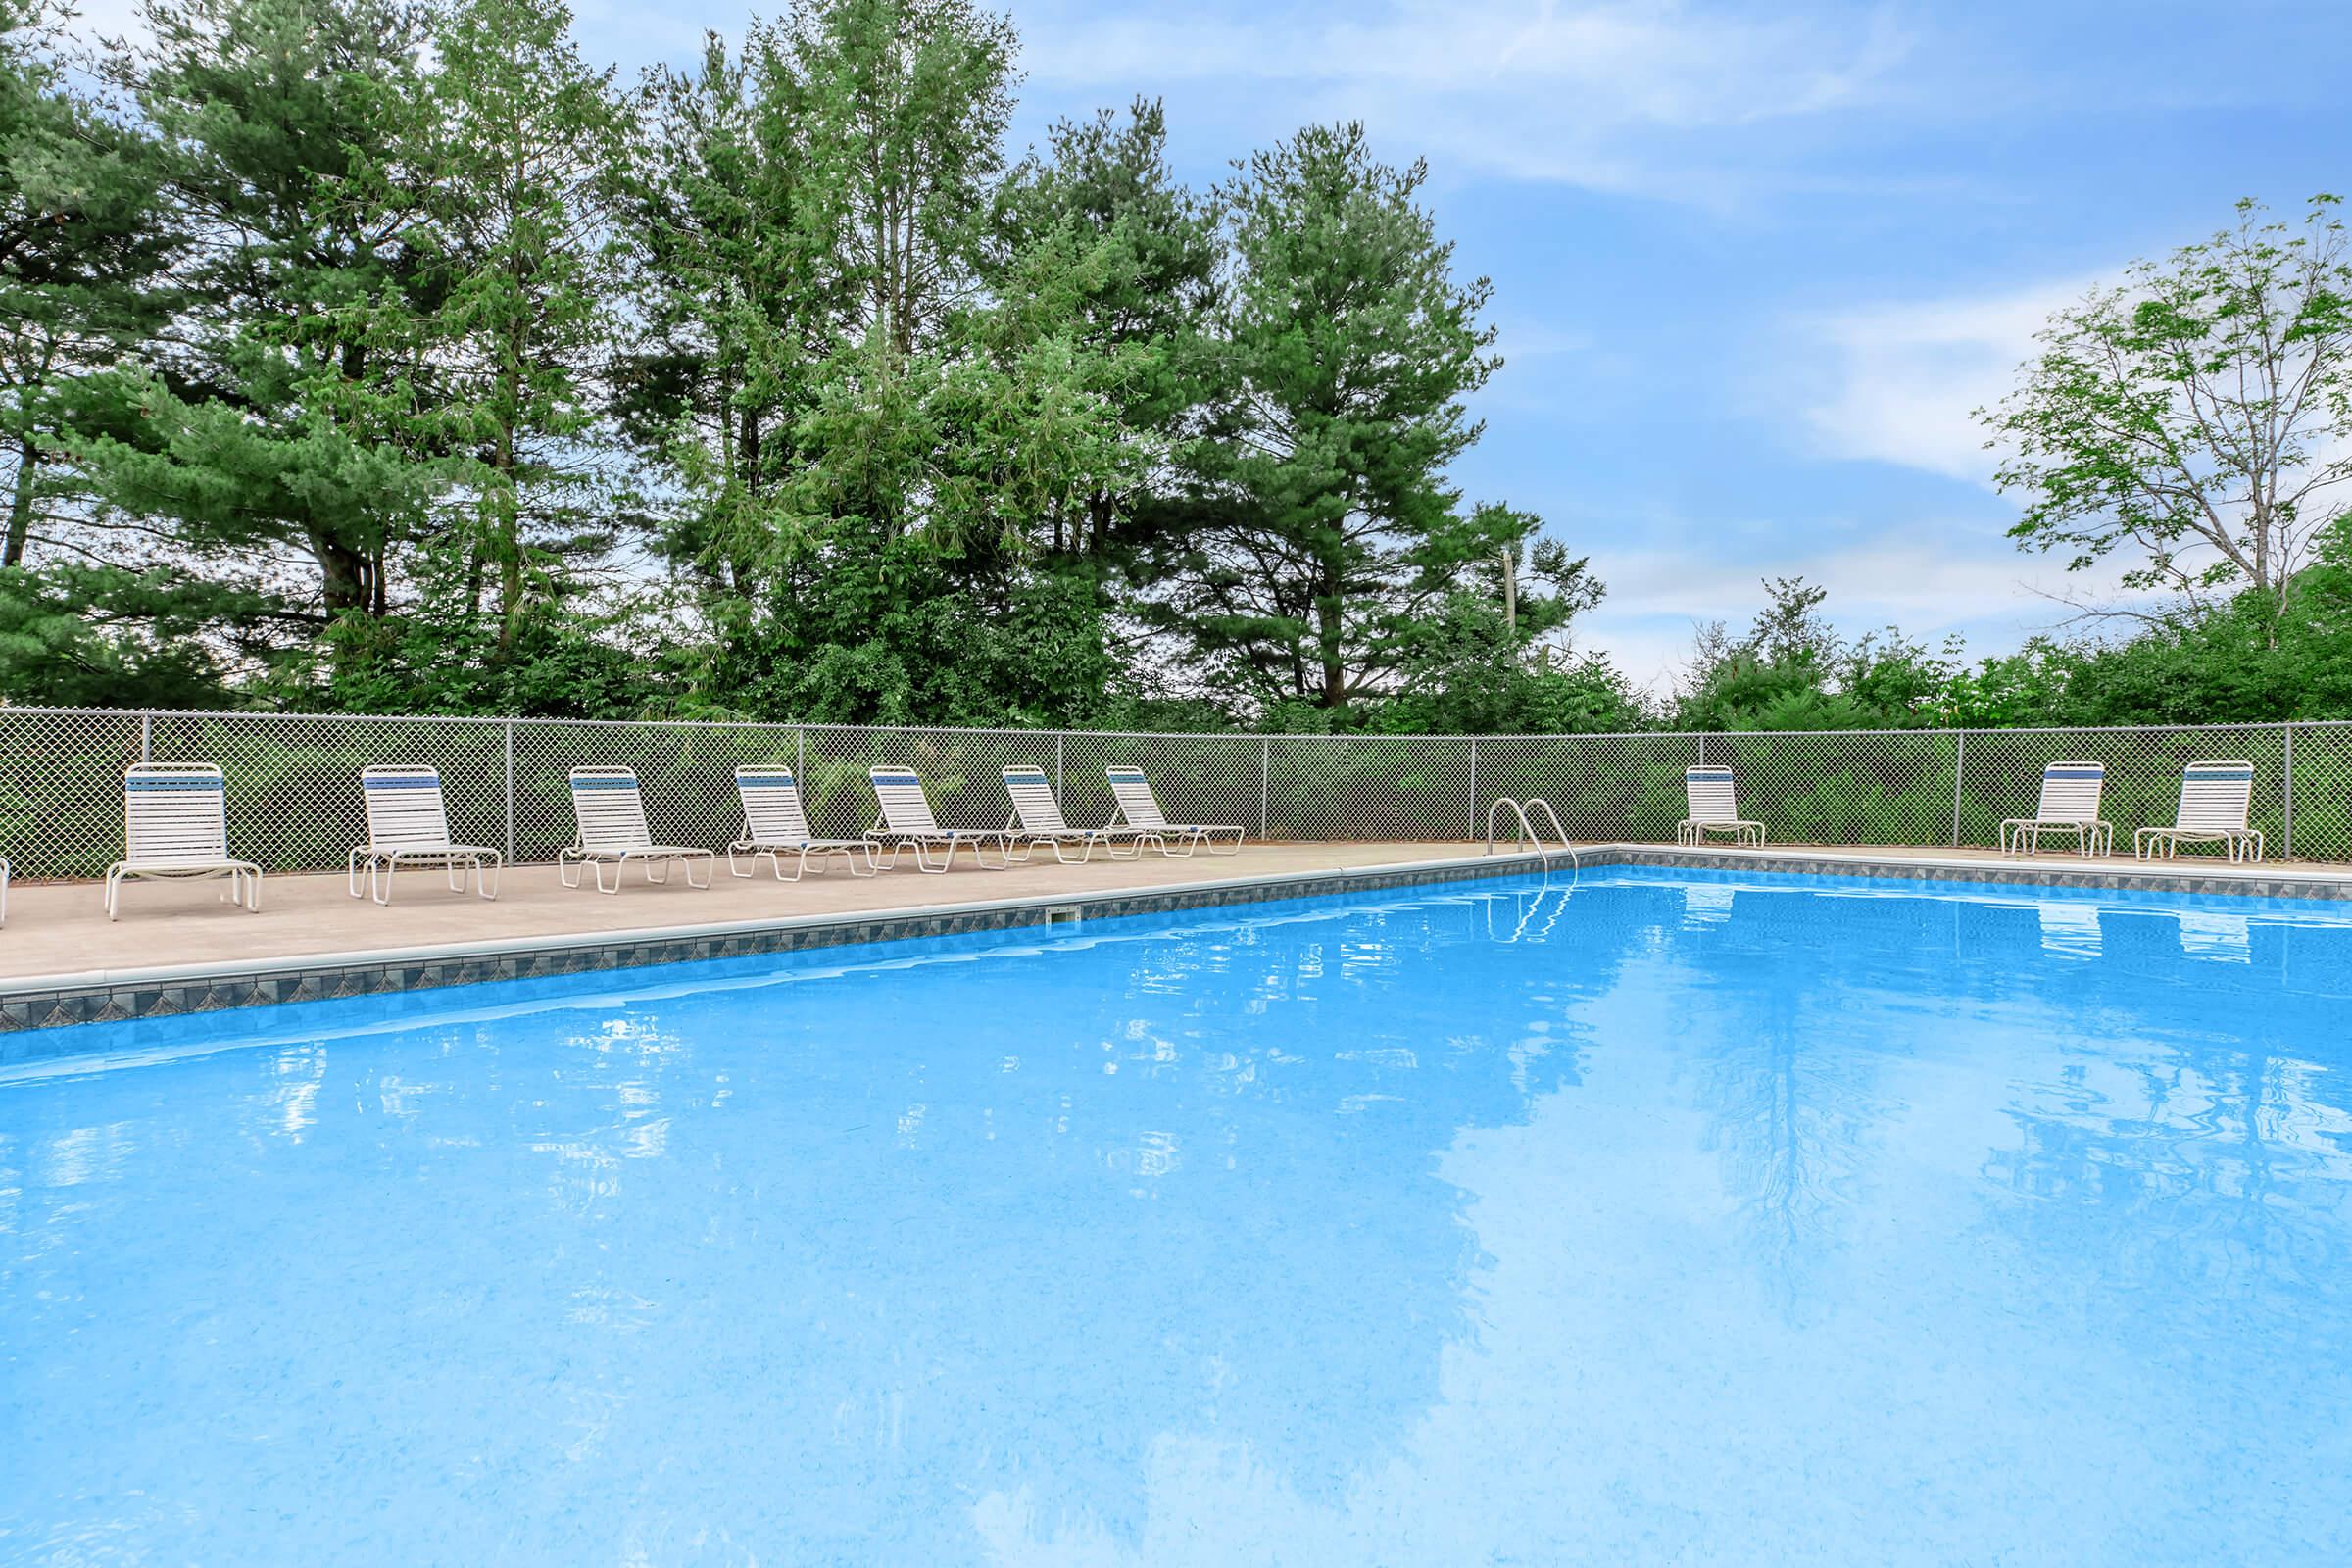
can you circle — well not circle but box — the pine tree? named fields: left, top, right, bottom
left=72, top=0, right=445, bottom=632
left=416, top=0, right=627, bottom=653
left=0, top=0, right=175, bottom=567
left=785, top=0, right=1014, bottom=359
left=1152, top=122, right=1507, bottom=714
left=1000, top=97, right=1218, bottom=559
left=612, top=24, right=842, bottom=608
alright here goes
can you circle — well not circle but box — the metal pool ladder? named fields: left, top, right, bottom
left=1486, top=798, right=1575, bottom=871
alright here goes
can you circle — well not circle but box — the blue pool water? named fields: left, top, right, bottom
left=4, top=868, right=2351, bottom=1564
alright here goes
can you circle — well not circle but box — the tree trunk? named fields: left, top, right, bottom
left=733, top=405, right=762, bottom=596
left=493, top=419, right=521, bottom=655
left=739, top=404, right=760, bottom=496
left=309, top=527, right=373, bottom=616
left=1318, top=592, right=1347, bottom=709
left=4, top=433, right=35, bottom=567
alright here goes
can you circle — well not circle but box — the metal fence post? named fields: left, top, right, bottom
left=140, top=711, right=152, bottom=763
left=1259, top=736, right=1271, bottom=840
left=795, top=725, right=806, bottom=782
left=503, top=719, right=515, bottom=864
left=1950, top=729, right=1966, bottom=848
left=1467, top=736, right=1478, bottom=840
left=1055, top=732, right=1065, bottom=802
left=2282, top=722, right=2294, bottom=859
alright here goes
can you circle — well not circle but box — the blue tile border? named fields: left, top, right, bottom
left=1616, top=846, right=2352, bottom=902
left=3, top=845, right=2345, bottom=1036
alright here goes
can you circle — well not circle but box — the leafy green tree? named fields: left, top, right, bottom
left=612, top=23, right=840, bottom=608
left=785, top=0, right=1013, bottom=358
left=1000, top=97, right=1217, bottom=559
left=416, top=0, right=627, bottom=652
left=641, top=0, right=1149, bottom=727
left=1981, top=195, right=2352, bottom=634
left=1674, top=577, right=1964, bottom=731
left=2020, top=527, right=2352, bottom=724
left=1150, top=122, right=1511, bottom=714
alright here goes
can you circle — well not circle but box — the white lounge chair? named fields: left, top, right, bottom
left=2000, top=760, right=2114, bottom=857
left=350, top=766, right=501, bottom=904
left=560, top=768, right=714, bottom=893
left=1677, top=767, right=1764, bottom=847
left=2136, top=760, right=2264, bottom=863
left=730, top=765, right=876, bottom=880
left=865, top=766, right=1014, bottom=872
left=106, top=763, right=262, bottom=920
left=1002, top=765, right=1156, bottom=863
left=1104, top=766, right=1244, bottom=857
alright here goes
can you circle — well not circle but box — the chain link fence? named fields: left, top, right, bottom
left=1, top=706, right=2346, bottom=878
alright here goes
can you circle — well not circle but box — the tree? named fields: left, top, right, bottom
left=1981, top=195, right=2352, bottom=637
left=1374, top=538, right=1640, bottom=737
left=71, top=0, right=444, bottom=642
left=0, top=0, right=174, bottom=568
left=784, top=0, right=1014, bottom=359
left=1673, top=577, right=1962, bottom=731
left=612, top=24, right=838, bottom=609
left=416, top=0, right=628, bottom=653
left=1149, top=122, right=1509, bottom=715
left=1000, top=97, right=1217, bottom=559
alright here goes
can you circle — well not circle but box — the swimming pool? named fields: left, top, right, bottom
left=4, top=867, right=2349, bottom=1564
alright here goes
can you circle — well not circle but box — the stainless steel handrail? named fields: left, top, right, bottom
left=1486, top=797, right=1574, bottom=861
left=1524, top=798, right=1570, bottom=855
left=1487, top=798, right=1544, bottom=864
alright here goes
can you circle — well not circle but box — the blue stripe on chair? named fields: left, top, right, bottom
left=571, top=776, right=640, bottom=791
left=1004, top=768, right=1047, bottom=780
left=2043, top=767, right=2104, bottom=778
left=1687, top=769, right=1733, bottom=781
left=364, top=775, right=440, bottom=789
left=126, top=776, right=223, bottom=791
left=737, top=774, right=797, bottom=788
left=2187, top=766, right=2254, bottom=779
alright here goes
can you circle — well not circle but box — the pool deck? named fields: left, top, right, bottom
left=4, top=839, right=2349, bottom=1036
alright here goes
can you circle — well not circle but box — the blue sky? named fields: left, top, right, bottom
left=91, top=0, right=2347, bottom=684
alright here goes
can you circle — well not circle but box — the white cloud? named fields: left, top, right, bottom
left=1792, top=276, right=2096, bottom=483
left=1576, top=532, right=2145, bottom=689
left=1010, top=0, right=1916, bottom=198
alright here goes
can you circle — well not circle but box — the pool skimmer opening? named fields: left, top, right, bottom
left=1042, top=906, right=1084, bottom=926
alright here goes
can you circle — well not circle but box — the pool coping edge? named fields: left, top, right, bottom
left=5, top=842, right=2347, bottom=1037
left=0, top=850, right=1554, bottom=1035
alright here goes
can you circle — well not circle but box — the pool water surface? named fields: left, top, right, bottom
left=3, top=869, right=2349, bottom=1564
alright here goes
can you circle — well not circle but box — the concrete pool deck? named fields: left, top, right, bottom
left=4, top=839, right=2349, bottom=1037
